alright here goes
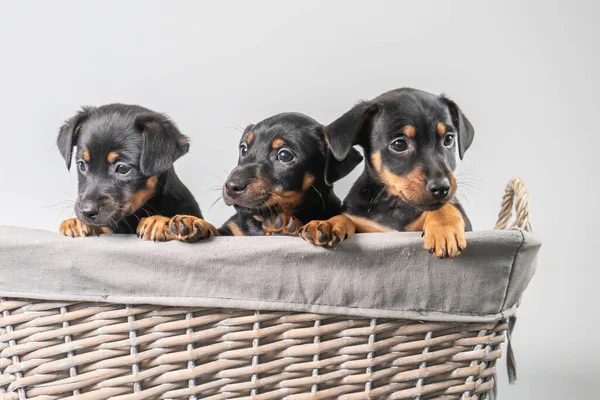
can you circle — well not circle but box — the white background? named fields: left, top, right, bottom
left=1, top=1, right=598, bottom=398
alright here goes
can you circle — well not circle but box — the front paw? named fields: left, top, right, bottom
left=263, top=214, right=303, bottom=236
left=299, top=215, right=355, bottom=247
left=137, top=216, right=171, bottom=241
left=423, top=225, right=466, bottom=259
left=59, top=218, right=107, bottom=237
left=167, top=215, right=218, bottom=242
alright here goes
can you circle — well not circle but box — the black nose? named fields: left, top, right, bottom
left=225, top=179, right=248, bottom=198
left=80, top=201, right=99, bottom=220
left=427, top=179, right=451, bottom=200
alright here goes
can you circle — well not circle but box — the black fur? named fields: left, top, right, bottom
left=325, top=88, right=474, bottom=231
left=57, top=104, right=201, bottom=234
left=219, top=112, right=361, bottom=235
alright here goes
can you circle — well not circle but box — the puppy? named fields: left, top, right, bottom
left=169, top=112, right=360, bottom=245
left=57, top=104, right=213, bottom=241
left=322, top=88, right=474, bottom=258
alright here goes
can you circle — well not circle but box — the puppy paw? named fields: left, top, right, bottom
left=263, top=214, right=303, bottom=236
left=167, top=215, right=218, bottom=242
left=137, top=215, right=171, bottom=241
left=299, top=215, right=356, bottom=247
left=422, top=205, right=466, bottom=258
left=59, top=218, right=109, bottom=237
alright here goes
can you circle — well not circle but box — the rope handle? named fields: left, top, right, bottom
left=494, top=177, right=532, bottom=232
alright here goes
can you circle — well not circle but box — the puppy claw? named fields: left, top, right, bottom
left=285, top=218, right=297, bottom=233
left=137, top=216, right=171, bottom=241
left=421, top=204, right=468, bottom=259
left=273, top=215, right=283, bottom=229
left=179, top=221, right=190, bottom=236
left=300, top=215, right=356, bottom=247
left=422, top=227, right=466, bottom=259
left=332, top=233, right=341, bottom=245
left=263, top=214, right=303, bottom=236
left=167, top=215, right=218, bottom=243
left=317, top=230, right=328, bottom=243
left=59, top=218, right=106, bottom=238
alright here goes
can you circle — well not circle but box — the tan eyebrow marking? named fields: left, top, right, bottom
left=437, top=122, right=446, bottom=136
left=107, top=152, right=119, bottom=163
left=403, top=125, right=416, bottom=137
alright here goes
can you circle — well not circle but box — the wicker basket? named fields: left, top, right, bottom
left=0, top=178, right=534, bottom=400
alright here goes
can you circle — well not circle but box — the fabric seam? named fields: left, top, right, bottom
left=501, top=228, right=526, bottom=311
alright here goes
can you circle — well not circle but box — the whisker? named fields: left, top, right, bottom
left=266, top=193, right=286, bottom=214
left=54, top=189, right=77, bottom=200
left=310, top=185, right=326, bottom=211
left=225, top=124, right=245, bottom=133
left=206, top=173, right=226, bottom=183
left=368, top=186, right=388, bottom=212
left=200, top=185, right=224, bottom=195
left=208, top=196, right=223, bottom=212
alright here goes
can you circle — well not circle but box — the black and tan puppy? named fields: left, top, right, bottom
left=169, top=112, right=360, bottom=245
left=57, top=104, right=214, bottom=241
left=321, top=88, right=474, bottom=258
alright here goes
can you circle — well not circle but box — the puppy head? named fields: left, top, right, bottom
left=57, top=104, right=189, bottom=226
left=325, top=88, right=474, bottom=210
left=222, top=112, right=362, bottom=214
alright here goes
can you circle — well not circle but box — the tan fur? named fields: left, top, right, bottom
left=302, top=173, right=315, bottom=191
left=227, top=221, right=245, bottom=236
left=345, top=214, right=394, bottom=233
left=437, top=122, right=446, bottom=136
left=300, top=215, right=357, bottom=246
left=59, top=218, right=112, bottom=237
left=107, top=151, right=119, bottom=163
left=371, top=151, right=457, bottom=203
left=422, top=203, right=467, bottom=258
left=271, top=138, right=284, bottom=148
left=136, top=215, right=171, bottom=241
left=403, top=125, right=416, bottom=137
left=123, top=176, right=158, bottom=214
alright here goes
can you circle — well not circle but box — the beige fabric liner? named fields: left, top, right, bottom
left=0, top=226, right=540, bottom=323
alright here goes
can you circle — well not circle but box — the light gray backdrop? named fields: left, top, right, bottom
left=1, top=1, right=597, bottom=398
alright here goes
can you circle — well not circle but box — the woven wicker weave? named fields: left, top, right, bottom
left=0, top=178, right=531, bottom=400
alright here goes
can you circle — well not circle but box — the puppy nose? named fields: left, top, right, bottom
left=80, top=201, right=99, bottom=220
left=427, top=179, right=451, bottom=200
left=225, top=179, right=248, bottom=197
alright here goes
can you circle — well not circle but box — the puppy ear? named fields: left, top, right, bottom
left=135, top=113, right=190, bottom=176
left=325, top=101, right=380, bottom=160
left=441, top=96, right=474, bottom=159
left=324, top=147, right=363, bottom=186
left=57, top=107, right=93, bottom=170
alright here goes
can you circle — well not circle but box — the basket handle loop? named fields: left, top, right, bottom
left=494, top=177, right=531, bottom=232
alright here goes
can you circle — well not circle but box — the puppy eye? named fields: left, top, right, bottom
left=443, top=134, right=455, bottom=148
left=240, top=143, right=248, bottom=157
left=390, top=138, right=408, bottom=153
left=77, top=161, right=87, bottom=172
left=115, top=164, right=131, bottom=175
left=277, top=149, right=294, bottom=163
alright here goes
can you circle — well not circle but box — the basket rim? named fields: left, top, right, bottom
left=0, top=226, right=539, bottom=324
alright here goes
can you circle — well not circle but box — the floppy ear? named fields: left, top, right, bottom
left=441, top=96, right=474, bottom=159
left=56, top=107, right=93, bottom=170
left=324, top=147, right=363, bottom=186
left=135, top=113, right=190, bottom=176
left=325, top=101, right=380, bottom=161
